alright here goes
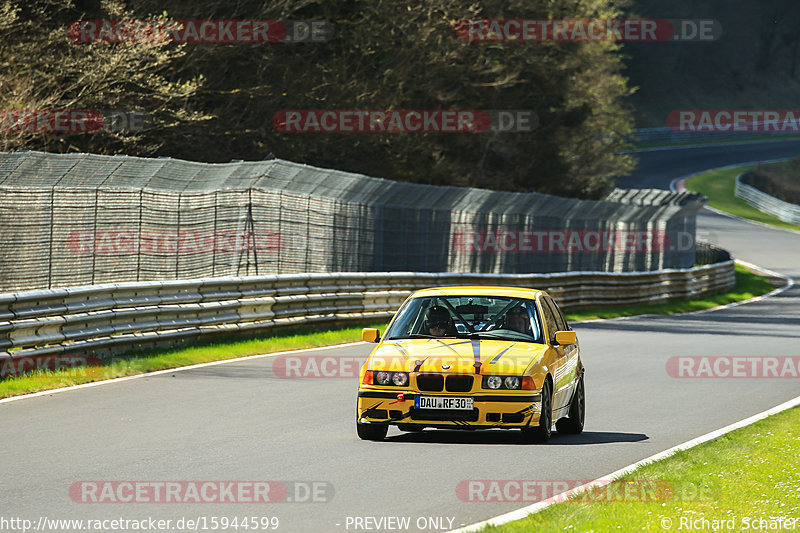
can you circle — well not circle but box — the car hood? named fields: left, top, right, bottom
left=369, top=338, right=548, bottom=375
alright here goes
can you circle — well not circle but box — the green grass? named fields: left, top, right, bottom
left=482, top=405, right=800, bottom=532
left=0, top=321, right=387, bottom=399
left=0, top=264, right=778, bottom=399
left=684, top=165, right=800, bottom=232
left=564, top=263, right=776, bottom=321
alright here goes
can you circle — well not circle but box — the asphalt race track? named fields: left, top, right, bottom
left=617, top=138, right=800, bottom=189
left=2, top=142, right=800, bottom=533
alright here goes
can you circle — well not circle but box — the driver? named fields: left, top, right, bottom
left=425, top=305, right=455, bottom=336
left=505, top=306, right=531, bottom=334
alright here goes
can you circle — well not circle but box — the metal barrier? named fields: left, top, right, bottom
left=632, top=124, right=799, bottom=146
left=735, top=172, right=800, bottom=225
left=0, top=249, right=735, bottom=373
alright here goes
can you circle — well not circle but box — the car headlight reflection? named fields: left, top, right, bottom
left=372, top=371, right=409, bottom=387
left=483, top=375, right=526, bottom=390
left=486, top=376, right=503, bottom=389
left=392, top=372, right=409, bottom=386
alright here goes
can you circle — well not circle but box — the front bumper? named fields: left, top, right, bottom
left=357, top=389, right=543, bottom=428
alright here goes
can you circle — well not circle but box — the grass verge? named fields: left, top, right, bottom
left=0, top=321, right=387, bottom=400
left=480, top=405, right=800, bottom=533
left=0, top=263, right=779, bottom=399
left=565, top=263, right=776, bottom=321
left=684, top=165, right=800, bottom=232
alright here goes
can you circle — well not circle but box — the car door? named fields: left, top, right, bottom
left=546, top=297, right=580, bottom=416
left=541, top=295, right=575, bottom=414
left=536, top=294, right=566, bottom=410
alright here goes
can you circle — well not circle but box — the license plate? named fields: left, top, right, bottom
left=415, top=396, right=474, bottom=410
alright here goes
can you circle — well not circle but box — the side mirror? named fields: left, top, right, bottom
left=554, top=330, right=576, bottom=346
left=362, top=328, right=380, bottom=343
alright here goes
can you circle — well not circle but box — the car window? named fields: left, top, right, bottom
left=539, top=297, right=559, bottom=343
left=544, top=297, right=568, bottom=332
left=384, top=295, right=544, bottom=343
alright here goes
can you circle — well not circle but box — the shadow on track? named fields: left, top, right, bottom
left=384, top=430, right=648, bottom=446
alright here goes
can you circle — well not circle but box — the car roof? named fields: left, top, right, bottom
left=409, top=286, right=548, bottom=299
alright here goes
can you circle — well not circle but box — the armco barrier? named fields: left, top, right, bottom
left=632, top=123, right=800, bottom=145
left=735, top=173, right=800, bottom=225
left=0, top=249, right=734, bottom=372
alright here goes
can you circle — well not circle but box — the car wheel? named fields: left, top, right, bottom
left=521, top=379, right=552, bottom=443
left=397, top=424, right=424, bottom=432
left=556, top=375, right=585, bottom=434
left=357, top=421, right=388, bottom=441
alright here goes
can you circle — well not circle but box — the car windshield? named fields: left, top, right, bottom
left=385, top=295, right=543, bottom=343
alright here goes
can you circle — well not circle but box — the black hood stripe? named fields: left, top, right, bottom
left=489, top=344, right=516, bottom=364
left=434, top=339, right=462, bottom=356
left=471, top=339, right=481, bottom=374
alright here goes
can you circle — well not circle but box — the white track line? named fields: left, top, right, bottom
left=0, top=341, right=366, bottom=405
left=670, top=160, right=800, bottom=236
left=449, top=161, right=800, bottom=533
left=449, top=393, right=800, bottom=533
left=3, top=257, right=794, bottom=403
left=668, top=159, right=787, bottom=194
left=3, top=162, right=797, bottom=405
left=575, top=259, right=794, bottom=324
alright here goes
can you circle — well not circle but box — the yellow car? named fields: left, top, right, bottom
left=356, top=286, right=584, bottom=442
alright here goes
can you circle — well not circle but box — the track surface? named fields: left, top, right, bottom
left=617, top=138, right=800, bottom=189
left=2, top=143, right=800, bottom=533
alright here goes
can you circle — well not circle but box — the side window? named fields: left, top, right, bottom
left=545, top=298, right=568, bottom=332
left=538, top=298, right=559, bottom=343
left=523, top=300, right=543, bottom=343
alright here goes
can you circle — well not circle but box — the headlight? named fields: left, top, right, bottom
left=485, top=376, right=503, bottom=389
left=483, top=375, right=525, bottom=390
left=392, top=372, right=409, bottom=386
left=372, top=371, right=409, bottom=386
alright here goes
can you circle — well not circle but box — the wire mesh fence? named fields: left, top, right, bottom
left=0, top=151, right=707, bottom=292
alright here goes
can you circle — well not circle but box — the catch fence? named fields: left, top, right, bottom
left=0, top=151, right=707, bottom=292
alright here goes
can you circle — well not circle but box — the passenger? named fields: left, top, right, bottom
left=505, top=306, right=531, bottom=334
left=424, top=305, right=456, bottom=336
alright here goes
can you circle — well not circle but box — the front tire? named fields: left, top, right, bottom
left=556, top=375, right=585, bottom=434
left=521, top=379, right=552, bottom=443
left=357, top=421, right=388, bottom=441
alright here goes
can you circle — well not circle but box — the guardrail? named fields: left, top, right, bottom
left=735, top=173, right=800, bottom=225
left=0, top=246, right=734, bottom=374
left=632, top=124, right=800, bottom=146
